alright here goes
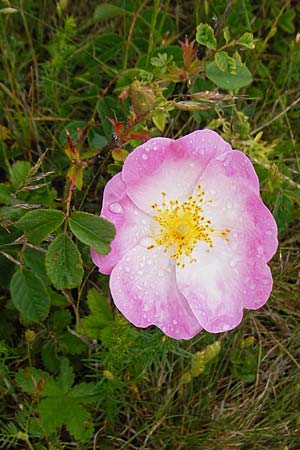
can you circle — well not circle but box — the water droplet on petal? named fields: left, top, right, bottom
left=226, top=201, right=233, bottom=209
left=230, top=259, right=238, bottom=268
left=257, top=245, right=264, bottom=255
left=141, top=153, right=148, bottom=160
left=172, top=319, right=177, bottom=325
left=109, top=202, right=123, bottom=214
left=222, top=323, right=230, bottom=331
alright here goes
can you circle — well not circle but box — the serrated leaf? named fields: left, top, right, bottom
left=81, top=289, right=113, bottom=339
left=87, top=288, right=113, bottom=322
left=57, top=358, right=74, bottom=393
left=39, top=397, right=66, bottom=433
left=94, top=3, right=128, bottom=22
left=45, top=233, right=83, bottom=289
left=65, top=400, right=93, bottom=441
left=23, top=248, right=49, bottom=284
left=238, top=32, right=255, bottom=49
left=69, top=211, right=115, bottom=254
left=10, top=269, right=50, bottom=322
left=15, top=367, right=49, bottom=395
left=206, top=60, right=252, bottom=90
left=16, top=209, right=65, bottom=244
left=196, top=23, right=217, bottom=50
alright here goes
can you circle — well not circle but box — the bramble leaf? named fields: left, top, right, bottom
left=10, top=269, right=50, bottom=322
left=69, top=211, right=115, bottom=254
left=16, top=209, right=65, bottom=244
left=45, top=233, right=83, bottom=289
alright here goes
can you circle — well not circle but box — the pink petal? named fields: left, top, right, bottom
left=198, top=150, right=278, bottom=261
left=91, top=173, right=152, bottom=274
left=110, top=244, right=202, bottom=339
left=122, top=130, right=231, bottom=213
left=176, top=233, right=273, bottom=333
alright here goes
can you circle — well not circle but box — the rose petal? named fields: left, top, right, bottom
left=122, top=130, right=231, bottom=213
left=91, top=173, right=152, bottom=274
left=176, top=233, right=273, bottom=333
left=110, top=244, right=202, bottom=339
left=198, top=150, right=278, bottom=261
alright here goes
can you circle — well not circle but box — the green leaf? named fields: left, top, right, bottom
left=96, top=96, right=125, bottom=138
left=39, top=397, right=66, bottom=433
left=59, top=120, right=85, bottom=146
left=57, top=358, right=74, bottom=393
left=69, top=382, right=98, bottom=403
left=88, top=288, right=113, bottom=322
left=15, top=209, right=65, bottom=244
left=152, top=112, right=166, bottom=132
left=23, top=248, right=49, bottom=284
left=15, top=367, right=49, bottom=395
left=94, top=3, right=128, bottom=22
left=69, top=211, right=115, bottom=254
left=10, top=269, right=50, bottom=322
left=215, top=51, right=230, bottom=72
left=278, top=8, right=295, bottom=34
left=238, top=32, right=255, bottom=49
left=65, top=401, right=93, bottom=441
left=0, top=183, right=13, bottom=205
left=206, top=60, right=252, bottom=90
left=45, top=233, right=83, bottom=289
left=223, top=27, right=230, bottom=44
left=81, top=289, right=113, bottom=339
left=273, top=193, right=293, bottom=234
left=10, top=161, right=31, bottom=189
left=196, top=23, right=217, bottom=50
left=87, top=128, right=107, bottom=150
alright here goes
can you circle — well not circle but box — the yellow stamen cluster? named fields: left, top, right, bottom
left=148, top=186, right=230, bottom=267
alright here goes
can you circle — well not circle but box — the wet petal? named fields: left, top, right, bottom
left=110, top=244, right=202, bottom=339
left=91, top=173, right=152, bottom=275
left=176, top=234, right=273, bottom=333
left=122, top=130, right=231, bottom=213
left=198, top=150, right=278, bottom=261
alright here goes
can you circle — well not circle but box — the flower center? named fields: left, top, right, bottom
left=148, top=186, right=230, bottom=267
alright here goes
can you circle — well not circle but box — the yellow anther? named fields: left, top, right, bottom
left=148, top=187, right=230, bottom=267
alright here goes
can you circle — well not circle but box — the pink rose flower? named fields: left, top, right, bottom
left=91, top=130, right=278, bottom=339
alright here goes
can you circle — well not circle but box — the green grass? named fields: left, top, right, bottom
left=0, top=0, right=300, bottom=448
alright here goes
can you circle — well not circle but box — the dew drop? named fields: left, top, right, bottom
left=226, top=201, right=233, bottom=209
left=124, top=266, right=130, bottom=273
left=230, top=259, right=238, bottom=268
left=257, top=245, right=264, bottom=255
left=222, top=323, right=230, bottom=331
left=172, top=319, right=177, bottom=325
left=141, top=153, right=148, bottom=160
left=109, top=202, right=123, bottom=214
